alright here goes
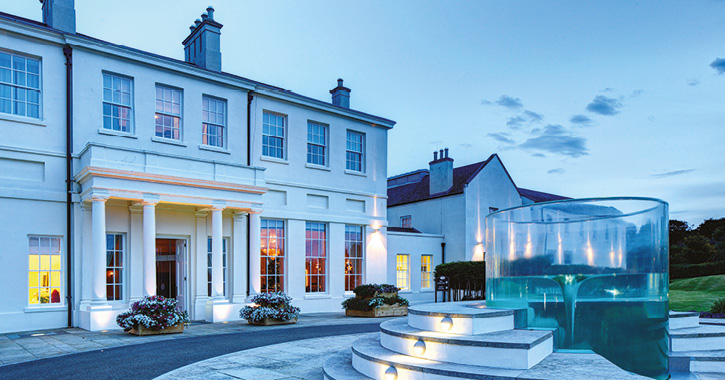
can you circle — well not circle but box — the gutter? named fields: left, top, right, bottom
left=246, top=91, right=253, bottom=295
left=63, top=44, right=73, bottom=327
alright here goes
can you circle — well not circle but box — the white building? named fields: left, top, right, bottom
left=385, top=149, right=568, bottom=302
left=0, top=1, right=393, bottom=333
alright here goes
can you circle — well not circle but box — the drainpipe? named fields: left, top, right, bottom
left=63, top=44, right=73, bottom=327
left=246, top=91, right=253, bottom=295
left=441, top=242, right=446, bottom=264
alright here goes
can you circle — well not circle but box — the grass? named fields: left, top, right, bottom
left=669, top=274, right=725, bottom=311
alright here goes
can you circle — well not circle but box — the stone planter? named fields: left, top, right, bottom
left=374, top=291, right=398, bottom=299
left=128, top=323, right=184, bottom=336
left=346, top=304, right=408, bottom=318
left=247, top=317, right=298, bottom=326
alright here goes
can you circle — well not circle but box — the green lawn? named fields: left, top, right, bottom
left=669, top=274, right=725, bottom=311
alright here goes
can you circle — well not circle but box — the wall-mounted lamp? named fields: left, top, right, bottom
left=440, top=316, right=453, bottom=331
left=385, top=365, right=398, bottom=380
left=413, top=339, right=426, bottom=355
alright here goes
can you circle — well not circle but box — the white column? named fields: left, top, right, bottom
left=211, top=207, right=224, bottom=299
left=128, top=204, right=144, bottom=302
left=248, top=212, right=261, bottom=295
left=232, top=211, right=248, bottom=303
left=142, top=202, right=157, bottom=297
left=80, top=203, right=93, bottom=305
left=287, top=219, right=306, bottom=301
left=91, top=196, right=108, bottom=304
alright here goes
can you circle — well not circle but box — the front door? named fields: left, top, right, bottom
left=155, top=238, right=187, bottom=311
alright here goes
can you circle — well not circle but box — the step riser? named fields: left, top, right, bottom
left=671, top=336, right=725, bottom=352
left=669, top=317, right=700, bottom=330
left=690, top=360, right=725, bottom=373
left=408, top=313, right=514, bottom=335
left=352, top=352, right=470, bottom=380
left=379, top=331, right=552, bottom=369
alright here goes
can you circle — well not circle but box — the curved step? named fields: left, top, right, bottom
left=379, top=319, right=552, bottom=369
left=323, top=349, right=373, bottom=380
left=408, top=301, right=514, bottom=335
left=670, top=311, right=701, bottom=330
left=670, top=325, right=725, bottom=352
left=670, top=349, right=725, bottom=374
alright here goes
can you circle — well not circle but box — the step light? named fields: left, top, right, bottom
left=440, top=316, right=453, bottom=331
left=413, top=339, right=426, bottom=355
left=385, top=365, right=398, bottom=380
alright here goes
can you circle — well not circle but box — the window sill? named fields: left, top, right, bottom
left=343, top=291, right=355, bottom=298
left=24, top=305, right=66, bottom=313
left=303, top=294, right=331, bottom=300
left=420, top=288, right=435, bottom=293
left=99, top=128, right=137, bottom=138
left=306, top=163, right=331, bottom=171
left=152, top=136, right=187, bottom=147
left=0, top=113, right=46, bottom=127
left=199, top=144, right=231, bottom=154
left=345, top=169, right=367, bottom=177
left=260, top=156, right=289, bottom=165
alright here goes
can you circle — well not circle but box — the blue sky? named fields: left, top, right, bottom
left=7, top=1, right=725, bottom=225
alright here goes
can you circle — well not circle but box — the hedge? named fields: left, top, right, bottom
left=671, top=260, right=725, bottom=280
left=434, top=261, right=485, bottom=299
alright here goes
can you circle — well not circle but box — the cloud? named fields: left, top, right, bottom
left=519, top=124, right=588, bottom=158
left=631, top=89, right=643, bottom=98
left=487, top=132, right=515, bottom=144
left=495, top=95, right=523, bottom=109
left=687, top=79, right=700, bottom=86
left=548, top=168, right=565, bottom=175
left=532, top=153, right=546, bottom=158
left=460, top=143, right=473, bottom=149
left=506, top=116, right=527, bottom=129
left=569, top=114, right=592, bottom=126
left=650, top=169, right=695, bottom=178
left=586, top=95, right=622, bottom=116
left=523, top=110, right=543, bottom=122
left=710, top=58, right=725, bottom=74
left=507, top=109, right=543, bottom=129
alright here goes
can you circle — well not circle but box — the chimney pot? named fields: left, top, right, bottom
left=201, top=12, right=208, bottom=21
left=190, top=25, right=196, bottom=31
left=330, top=78, right=351, bottom=108
left=444, top=148, right=449, bottom=158
left=207, top=6, right=215, bottom=19
left=194, top=18, right=202, bottom=26
left=434, top=151, right=438, bottom=160
left=183, top=8, right=223, bottom=72
left=439, top=149, right=444, bottom=158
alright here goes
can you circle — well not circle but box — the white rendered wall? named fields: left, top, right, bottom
left=386, top=231, right=444, bottom=304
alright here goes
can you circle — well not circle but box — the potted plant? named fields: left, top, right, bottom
left=116, top=295, right=190, bottom=336
left=241, top=291, right=301, bottom=326
left=342, top=284, right=409, bottom=317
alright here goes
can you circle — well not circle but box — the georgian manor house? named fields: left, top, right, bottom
left=0, top=1, right=393, bottom=332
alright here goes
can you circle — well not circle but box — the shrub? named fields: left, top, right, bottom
left=116, top=295, right=190, bottom=332
left=711, top=298, right=725, bottom=314
left=434, top=261, right=485, bottom=290
left=671, top=260, right=725, bottom=279
left=341, top=283, right=408, bottom=311
left=352, top=284, right=399, bottom=298
left=240, top=291, right=300, bottom=322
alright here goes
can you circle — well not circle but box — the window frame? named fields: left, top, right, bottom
left=306, top=120, right=329, bottom=167
left=400, top=216, right=412, bottom=228
left=344, top=225, right=365, bottom=292
left=202, top=95, right=227, bottom=148
left=260, top=218, right=286, bottom=293
left=154, top=84, right=183, bottom=141
left=262, top=110, right=287, bottom=160
left=207, top=236, right=230, bottom=297
left=345, top=129, right=365, bottom=173
left=305, top=221, right=328, bottom=294
left=102, top=71, right=134, bottom=134
left=396, top=254, right=410, bottom=291
left=421, top=255, right=433, bottom=290
left=105, top=233, right=125, bottom=302
left=0, top=49, right=42, bottom=119
left=27, top=235, right=64, bottom=307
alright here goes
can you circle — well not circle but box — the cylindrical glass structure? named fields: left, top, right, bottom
left=486, top=197, right=669, bottom=379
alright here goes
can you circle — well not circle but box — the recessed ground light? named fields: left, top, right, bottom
left=440, top=316, right=453, bottom=331
left=414, top=339, right=426, bottom=355
left=385, top=366, right=398, bottom=380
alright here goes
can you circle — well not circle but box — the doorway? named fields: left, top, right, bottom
left=155, top=238, right=187, bottom=311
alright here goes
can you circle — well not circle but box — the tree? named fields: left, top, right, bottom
left=696, top=218, right=725, bottom=240
left=683, top=235, right=716, bottom=264
left=669, top=219, right=691, bottom=246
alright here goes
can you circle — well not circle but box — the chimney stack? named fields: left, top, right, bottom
left=330, top=78, right=351, bottom=108
left=41, top=0, right=76, bottom=34
left=182, top=6, right=223, bottom=72
left=429, top=148, right=454, bottom=195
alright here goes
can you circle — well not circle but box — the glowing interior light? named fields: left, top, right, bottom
left=604, top=288, right=621, bottom=298
left=385, top=366, right=398, bottom=380
left=413, top=339, right=426, bottom=355
left=440, top=316, right=453, bottom=331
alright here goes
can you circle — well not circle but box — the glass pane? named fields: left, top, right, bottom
left=12, top=56, right=24, bottom=70
left=26, top=59, right=39, bottom=74
left=51, top=272, right=61, bottom=287
left=29, top=254, right=39, bottom=270
left=51, top=289, right=60, bottom=303
left=28, top=272, right=38, bottom=287
left=40, top=255, right=50, bottom=270
left=29, top=289, right=39, bottom=304
left=51, top=255, right=61, bottom=270
left=0, top=53, right=10, bottom=68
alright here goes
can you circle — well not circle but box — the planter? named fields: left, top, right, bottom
left=346, top=304, right=408, bottom=318
left=374, top=291, right=398, bottom=299
left=128, top=323, right=184, bottom=336
left=247, top=317, right=298, bottom=326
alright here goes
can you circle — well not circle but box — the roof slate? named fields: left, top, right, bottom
left=518, top=188, right=570, bottom=203
left=387, top=227, right=422, bottom=233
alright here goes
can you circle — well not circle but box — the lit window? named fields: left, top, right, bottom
left=421, top=255, right=432, bottom=289
left=261, top=219, right=285, bottom=292
left=0, top=51, right=40, bottom=118
left=155, top=85, right=182, bottom=140
left=102, top=73, right=132, bottom=132
left=307, top=121, right=328, bottom=166
left=207, top=237, right=228, bottom=297
left=28, top=236, right=62, bottom=305
left=262, top=111, right=285, bottom=159
left=106, top=234, right=124, bottom=301
left=305, top=222, right=327, bottom=293
left=344, top=225, right=364, bottom=291
left=202, top=96, right=226, bottom=148
left=346, top=130, right=364, bottom=172
left=401, top=216, right=412, bottom=228
left=396, top=254, right=409, bottom=290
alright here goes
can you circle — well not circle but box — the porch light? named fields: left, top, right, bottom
left=440, top=316, right=453, bottom=331
left=385, top=366, right=398, bottom=380
left=413, top=339, right=426, bottom=355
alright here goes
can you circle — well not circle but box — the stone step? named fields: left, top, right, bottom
left=379, top=318, right=553, bottom=369
left=407, top=301, right=515, bottom=335
left=323, top=349, right=373, bottom=380
left=670, top=311, right=701, bottom=330
left=670, top=349, right=725, bottom=374
left=670, top=325, right=725, bottom=352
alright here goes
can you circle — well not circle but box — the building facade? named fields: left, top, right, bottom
left=0, top=1, right=393, bottom=333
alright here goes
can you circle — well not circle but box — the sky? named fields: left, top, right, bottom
left=6, top=1, right=725, bottom=225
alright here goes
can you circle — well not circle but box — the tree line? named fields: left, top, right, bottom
left=670, top=218, right=725, bottom=265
